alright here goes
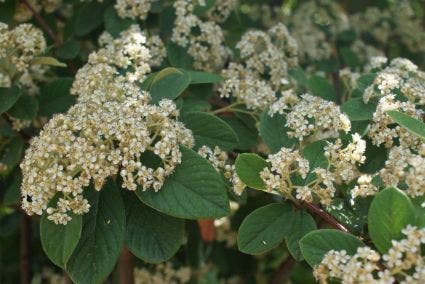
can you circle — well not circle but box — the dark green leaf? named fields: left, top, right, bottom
left=300, top=229, right=363, bottom=267
left=259, top=110, right=295, bottom=153
left=222, top=113, right=258, bottom=150
left=368, top=187, right=415, bottom=253
left=67, top=181, right=125, bottom=284
left=387, top=110, right=425, bottom=140
left=237, top=203, right=295, bottom=254
left=137, top=146, right=230, bottom=219
left=235, top=153, right=268, bottom=190
left=286, top=210, right=316, bottom=261
left=38, top=78, right=75, bottom=116
left=166, top=42, right=193, bottom=69
left=181, top=111, right=239, bottom=150
left=307, top=75, right=336, bottom=101
left=74, top=2, right=108, bottom=36
left=187, top=71, right=223, bottom=84
left=0, top=137, right=24, bottom=176
left=341, top=98, right=376, bottom=121
left=124, top=193, right=185, bottom=263
left=40, top=213, right=82, bottom=268
left=8, top=94, right=38, bottom=120
left=56, top=40, right=80, bottom=60
left=104, top=5, right=134, bottom=37
left=145, top=68, right=191, bottom=104
left=0, top=86, right=21, bottom=115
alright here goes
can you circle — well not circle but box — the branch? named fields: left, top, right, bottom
left=271, top=255, right=295, bottom=284
left=20, top=215, right=31, bottom=284
left=118, top=248, right=134, bottom=284
left=19, top=0, right=62, bottom=47
left=302, top=202, right=349, bottom=233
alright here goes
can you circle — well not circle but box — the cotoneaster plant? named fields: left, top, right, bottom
left=0, top=0, right=424, bottom=283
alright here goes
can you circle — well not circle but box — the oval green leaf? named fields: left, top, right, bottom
left=259, top=110, right=295, bottom=153
left=235, top=153, right=268, bottom=190
left=0, top=86, right=21, bottom=114
left=300, top=229, right=363, bottom=267
left=124, top=192, right=185, bottom=263
left=368, top=187, right=416, bottom=253
left=286, top=210, right=316, bottom=261
left=136, top=146, right=230, bottom=219
left=237, top=203, right=295, bottom=255
left=67, top=181, right=125, bottom=284
left=181, top=111, right=239, bottom=151
left=40, top=213, right=82, bottom=268
left=387, top=110, right=425, bottom=140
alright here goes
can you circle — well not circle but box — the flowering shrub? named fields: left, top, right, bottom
left=0, top=0, right=424, bottom=283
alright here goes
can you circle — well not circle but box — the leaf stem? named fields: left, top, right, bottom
left=302, top=202, right=349, bottom=233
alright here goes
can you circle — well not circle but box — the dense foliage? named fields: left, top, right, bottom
left=0, top=0, right=424, bottom=283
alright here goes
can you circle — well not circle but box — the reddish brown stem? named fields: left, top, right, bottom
left=302, top=202, right=349, bottom=233
left=197, top=219, right=216, bottom=243
left=19, top=0, right=62, bottom=47
left=118, top=248, right=134, bottom=284
left=20, top=215, right=31, bottom=284
left=271, top=256, right=295, bottom=284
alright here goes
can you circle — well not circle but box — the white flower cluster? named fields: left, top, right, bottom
left=197, top=145, right=245, bottom=195
left=172, top=0, right=229, bottom=71
left=283, top=94, right=351, bottom=141
left=219, top=23, right=298, bottom=111
left=314, top=225, right=425, bottom=284
left=286, top=0, right=349, bottom=61
left=134, top=263, right=191, bottom=284
left=380, top=146, right=425, bottom=198
left=324, top=133, right=366, bottom=184
left=14, top=0, right=62, bottom=22
left=0, top=22, right=46, bottom=88
left=351, top=1, right=425, bottom=55
left=20, top=27, right=194, bottom=224
left=115, top=0, right=155, bottom=20
left=260, top=147, right=310, bottom=195
left=205, top=0, right=237, bottom=23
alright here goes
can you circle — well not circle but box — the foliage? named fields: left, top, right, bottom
left=0, top=0, right=424, bottom=283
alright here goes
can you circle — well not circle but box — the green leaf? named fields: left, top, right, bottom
left=259, top=110, right=295, bottom=153
left=124, top=193, right=185, bottom=263
left=56, top=40, right=80, bottom=60
left=8, top=94, right=38, bottom=120
left=67, top=181, right=125, bottom=284
left=300, top=229, right=363, bottom=267
left=181, top=111, right=239, bottom=151
left=368, top=187, right=415, bottom=253
left=74, top=2, right=108, bottom=36
left=302, top=140, right=329, bottom=183
left=0, top=137, right=24, bottom=176
left=0, top=0, right=16, bottom=23
left=104, top=5, right=134, bottom=37
left=357, top=73, right=377, bottom=92
left=222, top=113, right=258, bottom=150
left=40, top=213, right=82, bottom=268
left=137, top=146, right=230, bottom=219
left=187, top=71, right=223, bottom=84
left=181, top=97, right=211, bottom=113
left=237, top=203, right=295, bottom=254
left=38, top=78, right=75, bottom=116
left=3, top=170, right=21, bottom=205
left=307, top=75, right=336, bottom=101
left=166, top=42, right=193, bottom=69
left=235, top=153, right=268, bottom=190
left=32, top=56, right=67, bottom=68
left=0, top=86, right=22, bottom=115
left=286, top=210, right=316, bottom=261
left=288, top=67, right=308, bottom=87
left=387, top=110, right=425, bottom=140
left=341, top=98, right=376, bottom=121
left=340, top=47, right=360, bottom=68
left=144, top=68, right=191, bottom=104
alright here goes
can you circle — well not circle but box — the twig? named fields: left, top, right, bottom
left=197, top=219, right=216, bottom=242
left=271, top=256, right=295, bottom=284
left=20, top=215, right=31, bottom=284
left=118, top=248, right=134, bottom=284
left=19, top=0, right=62, bottom=47
left=302, top=202, right=349, bottom=233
